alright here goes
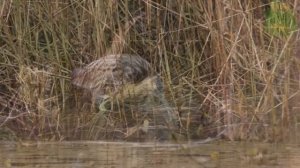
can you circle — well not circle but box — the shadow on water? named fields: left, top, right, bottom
left=1, top=141, right=300, bottom=168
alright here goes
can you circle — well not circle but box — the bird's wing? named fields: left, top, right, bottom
left=119, top=54, right=151, bottom=83
left=71, top=54, right=151, bottom=95
left=71, top=56, right=123, bottom=91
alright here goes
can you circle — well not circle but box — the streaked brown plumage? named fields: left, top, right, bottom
left=71, top=54, right=151, bottom=100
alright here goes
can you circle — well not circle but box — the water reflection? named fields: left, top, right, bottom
left=0, top=141, right=300, bottom=168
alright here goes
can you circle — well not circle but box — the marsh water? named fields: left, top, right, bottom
left=1, top=140, right=300, bottom=168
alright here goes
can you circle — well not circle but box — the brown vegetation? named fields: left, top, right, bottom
left=0, top=0, right=299, bottom=141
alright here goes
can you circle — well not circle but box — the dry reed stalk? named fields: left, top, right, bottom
left=0, top=0, right=298, bottom=141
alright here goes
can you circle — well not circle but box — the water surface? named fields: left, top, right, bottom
left=1, top=140, right=300, bottom=168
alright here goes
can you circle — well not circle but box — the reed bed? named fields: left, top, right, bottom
left=0, top=0, right=299, bottom=141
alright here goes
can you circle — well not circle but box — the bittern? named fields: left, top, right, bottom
left=71, top=54, right=177, bottom=128
left=72, top=54, right=150, bottom=104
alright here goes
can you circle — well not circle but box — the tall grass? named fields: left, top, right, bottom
left=0, top=0, right=299, bottom=141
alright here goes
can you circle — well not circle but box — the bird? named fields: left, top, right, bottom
left=71, top=54, right=178, bottom=134
left=71, top=54, right=152, bottom=105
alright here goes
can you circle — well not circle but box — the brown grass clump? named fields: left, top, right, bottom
left=0, top=0, right=299, bottom=141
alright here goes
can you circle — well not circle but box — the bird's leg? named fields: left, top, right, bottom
left=95, top=95, right=111, bottom=112
left=99, top=98, right=111, bottom=112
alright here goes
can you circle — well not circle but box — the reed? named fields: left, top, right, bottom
left=0, top=0, right=298, bottom=141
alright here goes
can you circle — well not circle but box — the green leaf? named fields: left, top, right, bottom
left=264, top=1, right=297, bottom=38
